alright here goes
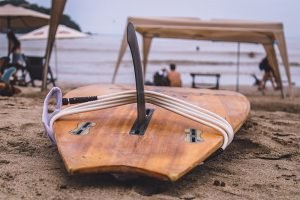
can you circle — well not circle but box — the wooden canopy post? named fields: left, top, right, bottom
left=236, top=42, right=241, bottom=92
left=42, top=0, right=66, bottom=91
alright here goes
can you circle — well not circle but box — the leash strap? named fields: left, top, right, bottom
left=42, top=87, right=62, bottom=144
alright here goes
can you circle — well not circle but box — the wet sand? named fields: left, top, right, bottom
left=0, top=85, right=299, bottom=200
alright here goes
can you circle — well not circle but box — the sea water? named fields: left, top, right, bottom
left=1, top=34, right=299, bottom=87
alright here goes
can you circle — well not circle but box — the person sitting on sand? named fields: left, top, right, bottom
left=167, top=63, right=182, bottom=87
left=0, top=82, right=12, bottom=96
left=0, top=57, right=10, bottom=76
left=153, top=68, right=170, bottom=86
left=258, top=57, right=280, bottom=90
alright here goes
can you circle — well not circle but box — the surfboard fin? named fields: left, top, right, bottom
left=127, top=22, right=154, bottom=136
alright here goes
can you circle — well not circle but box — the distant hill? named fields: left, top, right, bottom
left=0, top=0, right=81, bottom=32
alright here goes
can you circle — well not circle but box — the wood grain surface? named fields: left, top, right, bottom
left=54, top=84, right=250, bottom=181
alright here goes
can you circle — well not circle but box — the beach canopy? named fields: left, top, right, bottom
left=0, top=4, right=49, bottom=32
left=113, top=17, right=291, bottom=96
left=19, top=24, right=87, bottom=40
left=21, top=24, right=88, bottom=82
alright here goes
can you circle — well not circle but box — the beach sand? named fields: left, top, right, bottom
left=0, top=84, right=299, bottom=200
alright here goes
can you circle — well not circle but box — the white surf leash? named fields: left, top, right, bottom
left=42, top=87, right=234, bottom=150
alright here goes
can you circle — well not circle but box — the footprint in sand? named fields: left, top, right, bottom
left=0, top=172, right=15, bottom=181
left=0, top=160, right=10, bottom=165
left=19, top=122, right=39, bottom=131
left=6, top=140, right=38, bottom=156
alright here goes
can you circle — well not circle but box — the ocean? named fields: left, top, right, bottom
left=1, top=34, right=299, bottom=87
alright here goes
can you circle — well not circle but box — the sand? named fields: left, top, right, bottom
left=0, top=84, right=299, bottom=200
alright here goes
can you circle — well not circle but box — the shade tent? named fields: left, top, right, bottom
left=0, top=3, right=50, bottom=56
left=113, top=17, right=291, bottom=96
left=20, top=24, right=88, bottom=78
left=0, top=4, right=49, bottom=32
left=19, top=24, right=87, bottom=40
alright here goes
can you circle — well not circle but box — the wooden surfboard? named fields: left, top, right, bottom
left=53, top=84, right=250, bottom=181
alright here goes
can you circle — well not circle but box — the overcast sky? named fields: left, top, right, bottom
left=28, top=0, right=300, bottom=37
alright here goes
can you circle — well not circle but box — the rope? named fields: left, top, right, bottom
left=42, top=87, right=234, bottom=149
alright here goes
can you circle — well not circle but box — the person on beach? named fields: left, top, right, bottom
left=258, top=57, right=280, bottom=90
left=7, top=30, right=27, bottom=85
left=0, top=82, right=13, bottom=96
left=167, top=63, right=182, bottom=87
left=0, top=57, right=10, bottom=75
left=7, top=30, right=26, bottom=70
left=153, top=67, right=170, bottom=86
